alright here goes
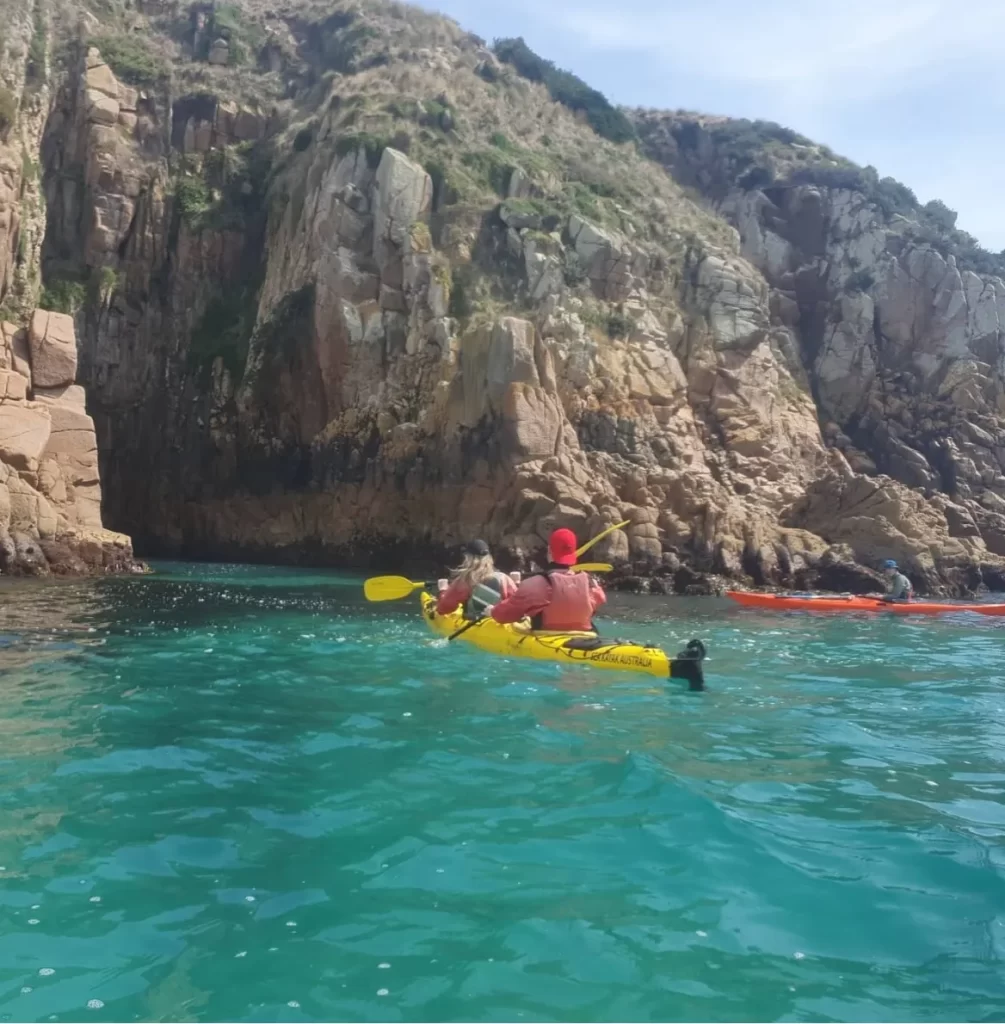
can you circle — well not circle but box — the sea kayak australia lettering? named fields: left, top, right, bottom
left=591, top=652, right=653, bottom=669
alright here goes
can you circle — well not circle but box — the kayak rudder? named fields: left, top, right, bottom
left=670, top=639, right=707, bottom=691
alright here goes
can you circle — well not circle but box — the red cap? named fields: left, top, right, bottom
left=549, top=528, right=578, bottom=566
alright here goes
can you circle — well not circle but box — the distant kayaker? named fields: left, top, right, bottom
left=491, top=528, right=606, bottom=632
left=881, top=559, right=914, bottom=602
left=437, top=539, right=516, bottom=620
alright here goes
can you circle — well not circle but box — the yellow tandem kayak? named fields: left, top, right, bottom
left=420, top=593, right=707, bottom=689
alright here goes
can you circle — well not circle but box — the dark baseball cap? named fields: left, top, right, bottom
left=465, top=539, right=491, bottom=557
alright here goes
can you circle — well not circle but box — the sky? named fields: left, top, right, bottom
left=421, top=0, right=1005, bottom=250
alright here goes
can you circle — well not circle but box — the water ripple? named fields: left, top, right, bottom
left=0, top=565, right=1003, bottom=1021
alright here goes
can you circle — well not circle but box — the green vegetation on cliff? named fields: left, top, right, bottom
left=40, top=276, right=87, bottom=314
left=188, top=290, right=256, bottom=379
left=493, top=37, right=635, bottom=145
left=172, top=141, right=271, bottom=232
left=92, top=32, right=167, bottom=86
left=195, top=3, right=262, bottom=66
left=333, top=131, right=388, bottom=168
left=314, top=13, right=379, bottom=74
left=40, top=267, right=122, bottom=314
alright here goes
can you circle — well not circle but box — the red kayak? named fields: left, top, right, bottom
left=726, top=591, right=1005, bottom=616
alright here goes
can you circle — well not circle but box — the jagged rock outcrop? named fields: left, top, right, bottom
left=0, top=0, right=1001, bottom=593
left=632, top=111, right=1005, bottom=591
left=0, top=313, right=135, bottom=574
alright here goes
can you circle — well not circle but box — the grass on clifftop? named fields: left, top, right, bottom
left=493, top=37, right=635, bottom=145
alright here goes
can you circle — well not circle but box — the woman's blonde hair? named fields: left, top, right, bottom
left=451, top=552, right=496, bottom=589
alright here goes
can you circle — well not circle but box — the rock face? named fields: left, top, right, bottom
left=632, top=111, right=1005, bottom=591
left=28, top=310, right=78, bottom=386
left=0, top=0, right=1001, bottom=592
left=0, top=315, right=134, bottom=574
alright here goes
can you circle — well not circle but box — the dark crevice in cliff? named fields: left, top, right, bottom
left=925, top=438, right=959, bottom=498
left=117, top=192, right=144, bottom=259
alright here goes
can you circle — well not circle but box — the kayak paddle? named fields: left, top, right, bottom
left=365, top=565, right=611, bottom=604
left=448, top=617, right=484, bottom=642
left=576, top=521, right=629, bottom=557
left=363, top=575, right=427, bottom=602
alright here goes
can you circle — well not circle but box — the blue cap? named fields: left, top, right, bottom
left=883, top=559, right=898, bottom=569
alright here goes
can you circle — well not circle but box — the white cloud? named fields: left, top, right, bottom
left=538, top=0, right=1005, bottom=99
left=424, top=0, right=1005, bottom=249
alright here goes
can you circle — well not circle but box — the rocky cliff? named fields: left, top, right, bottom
left=0, top=3, right=135, bottom=574
left=1, top=0, right=1003, bottom=593
left=0, top=311, right=135, bottom=573
left=633, top=112, right=1005, bottom=590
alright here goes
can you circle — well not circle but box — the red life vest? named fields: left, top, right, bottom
left=534, top=570, right=595, bottom=631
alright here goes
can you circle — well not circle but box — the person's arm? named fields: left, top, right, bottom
left=436, top=578, right=470, bottom=615
left=881, top=576, right=909, bottom=602
left=491, top=576, right=550, bottom=624
left=589, top=580, right=606, bottom=613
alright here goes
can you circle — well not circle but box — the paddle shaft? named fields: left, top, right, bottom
left=448, top=618, right=484, bottom=641
left=576, top=521, right=629, bottom=558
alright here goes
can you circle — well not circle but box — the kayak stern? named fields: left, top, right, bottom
left=670, top=639, right=707, bottom=691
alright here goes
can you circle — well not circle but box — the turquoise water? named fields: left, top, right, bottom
left=1, top=563, right=1004, bottom=1022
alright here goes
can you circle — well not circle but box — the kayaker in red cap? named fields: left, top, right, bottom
left=491, top=528, right=606, bottom=632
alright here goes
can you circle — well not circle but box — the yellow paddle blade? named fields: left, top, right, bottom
left=571, top=563, right=613, bottom=573
left=576, top=520, right=629, bottom=557
left=363, top=575, right=425, bottom=602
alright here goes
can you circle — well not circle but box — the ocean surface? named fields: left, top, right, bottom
left=0, top=563, right=1004, bottom=1022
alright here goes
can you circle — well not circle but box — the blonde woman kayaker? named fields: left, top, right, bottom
left=436, top=540, right=517, bottom=620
